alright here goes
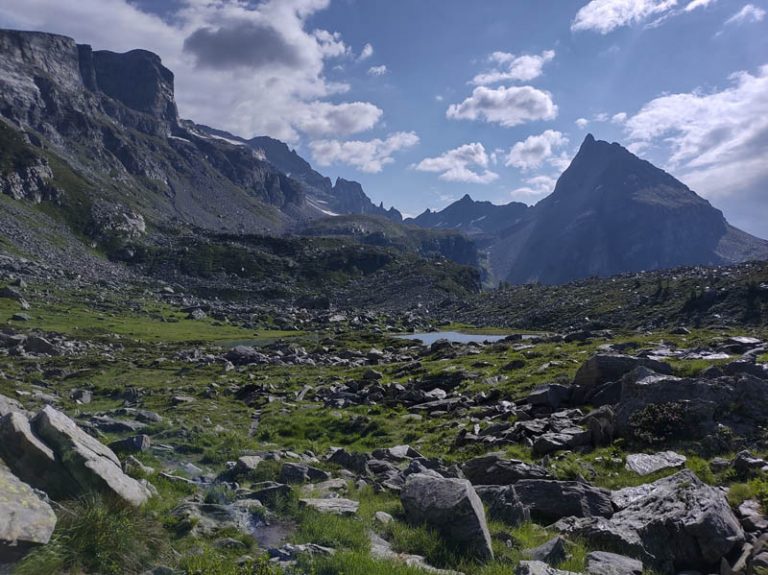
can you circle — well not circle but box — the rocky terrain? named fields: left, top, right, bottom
left=1, top=254, right=768, bottom=575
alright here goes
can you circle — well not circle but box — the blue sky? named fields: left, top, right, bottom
left=1, top=0, right=766, bottom=234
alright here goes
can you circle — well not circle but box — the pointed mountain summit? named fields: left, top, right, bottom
left=486, top=135, right=768, bottom=284
left=409, top=194, right=529, bottom=238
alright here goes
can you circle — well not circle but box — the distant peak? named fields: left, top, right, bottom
left=584, top=133, right=596, bottom=144
left=459, top=194, right=474, bottom=202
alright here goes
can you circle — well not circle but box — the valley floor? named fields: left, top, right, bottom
left=1, top=258, right=768, bottom=575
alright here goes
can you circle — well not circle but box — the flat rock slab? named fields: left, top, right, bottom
left=299, top=497, right=359, bottom=516
left=370, top=532, right=464, bottom=575
left=0, top=460, right=57, bottom=562
left=625, top=451, right=686, bottom=476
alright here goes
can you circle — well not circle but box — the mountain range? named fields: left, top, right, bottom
left=0, top=28, right=766, bottom=287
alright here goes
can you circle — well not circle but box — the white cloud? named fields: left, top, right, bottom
left=446, top=85, right=558, bottom=127
left=505, top=130, right=569, bottom=170
left=414, top=143, right=500, bottom=184
left=367, top=65, right=388, bottom=76
left=310, top=131, right=419, bottom=173
left=0, top=0, right=383, bottom=142
left=726, top=3, right=766, bottom=24
left=624, top=64, right=768, bottom=200
left=472, top=50, right=556, bottom=85
left=575, top=118, right=590, bottom=129
left=358, top=42, right=374, bottom=61
left=684, top=0, right=717, bottom=11
left=510, top=175, right=558, bottom=202
left=611, top=112, right=628, bottom=124
left=571, top=0, right=679, bottom=33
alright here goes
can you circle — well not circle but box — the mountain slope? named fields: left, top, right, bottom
left=0, top=29, right=319, bottom=241
left=409, top=194, right=529, bottom=238
left=489, top=135, right=768, bottom=284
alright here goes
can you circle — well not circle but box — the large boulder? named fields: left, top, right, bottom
left=555, top=470, right=744, bottom=573
left=0, top=411, right=76, bottom=499
left=462, top=454, right=551, bottom=485
left=615, top=369, right=768, bottom=444
left=573, top=354, right=672, bottom=389
left=32, top=406, right=150, bottom=506
left=625, top=451, right=686, bottom=476
left=401, top=473, right=494, bottom=561
left=512, top=480, right=614, bottom=524
left=516, top=561, right=582, bottom=575
left=0, top=459, right=57, bottom=562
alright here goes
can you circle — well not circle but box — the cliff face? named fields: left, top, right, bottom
left=0, top=28, right=312, bottom=236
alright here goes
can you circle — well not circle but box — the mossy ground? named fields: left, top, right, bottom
left=2, top=280, right=766, bottom=574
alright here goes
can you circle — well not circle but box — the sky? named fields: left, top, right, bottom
left=0, top=0, right=767, bottom=235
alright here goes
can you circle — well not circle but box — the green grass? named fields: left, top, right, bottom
left=15, top=493, right=170, bottom=575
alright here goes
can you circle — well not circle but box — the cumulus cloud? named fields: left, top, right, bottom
left=358, top=42, right=374, bottom=60
left=310, top=131, right=419, bottom=173
left=446, top=85, right=558, bottom=127
left=505, top=130, right=569, bottom=171
left=367, top=65, right=388, bottom=76
left=414, top=143, right=500, bottom=184
left=509, top=175, right=558, bottom=202
left=684, top=0, right=717, bottom=11
left=472, top=50, right=556, bottom=85
left=184, top=21, right=307, bottom=70
left=571, top=0, right=679, bottom=33
left=0, top=0, right=381, bottom=142
left=726, top=4, right=766, bottom=24
left=611, top=112, right=628, bottom=124
left=624, top=64, right=768, bottom=201
left=575, top=118, right=590, bottom=129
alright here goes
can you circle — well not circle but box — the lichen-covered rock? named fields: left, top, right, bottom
left=401, top=473, right=494, bottom=561
left=462, top=454, right=551, bottom=485
left=0, top=459, right=57, bottom=562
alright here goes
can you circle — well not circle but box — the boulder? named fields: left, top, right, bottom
left=586, top=551, right=643, bottom=575
left=516, top=561, right=581, bottom=575
left=513, top=480, right=614, bottom=524
left=573, top=354, right=672, bottom=389
left=279, top=462, right=330, bottom=484
left=0, top=459, right=57, bottom=562
left=32, top=406, right=150, bottom=506
left=401, top=473, right=494, bottom=561
left=523, top=536, right=567, bottom=564
left=0, top=411, right=75, bottom=499
left=462, top=454, right=551, bottom=485
left=625, top=451, right=686, bottom=476
left=555, top=471, right=744, bottom=573
left=0, top=393, right=26, bottom=417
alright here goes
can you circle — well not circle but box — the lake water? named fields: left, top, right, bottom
left=395, top=331, right=511, bottom=345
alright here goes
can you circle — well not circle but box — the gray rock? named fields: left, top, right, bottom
left=524, top=536, right=567, bottom=564
left=555, top=470, right=744, bottom=573
left=327, top=448, right=369, bottom=474
left=513, top=480, right=614, bottom=524
left=299, top=498, right=359, bottom=516
left=109, top=434, right=151, bottom=453
left=401, top=473, right=494, bottom=561
left=0, top=459, right=57, bottom=562
left=369, top=532, right=464, bottom=575
left=462, top=454, right=551, bottom=485
left=32, top=406, right=151, bottom=506
left=573, top=354, right=672, bottom=388
left=625, top=451, right=686, bottom=476
left=0, top=411, right=75, bottom=499
left=279, top=462, right=330, bottom=484
left=585, top=551, right=643, bottom=575
left=0, top=393, right=26, bottom=417
left=516, top=561, right=581, bottom=575
left=24, top=336, right=60, bottom=355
